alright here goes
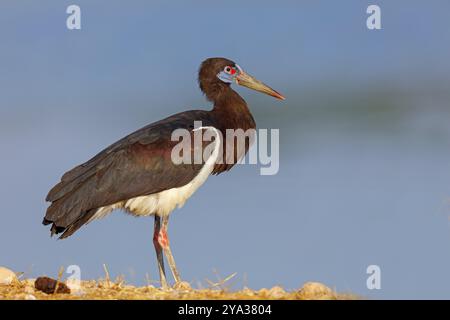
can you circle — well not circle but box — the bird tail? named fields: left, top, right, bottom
left=43, top=193, right=97, bottom=239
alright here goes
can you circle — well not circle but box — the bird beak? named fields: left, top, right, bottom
left=236, top=70, right=285, bottom=100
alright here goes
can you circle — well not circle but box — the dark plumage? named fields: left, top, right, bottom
left=44, top=111, right=209, bottom=238
left=43, top=57, right=284, bottom=287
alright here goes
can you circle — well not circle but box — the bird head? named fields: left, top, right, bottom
left=199, top=57, right=285, bottom=101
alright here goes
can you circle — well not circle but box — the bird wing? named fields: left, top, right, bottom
left=44, top=110, right=214, bottom=238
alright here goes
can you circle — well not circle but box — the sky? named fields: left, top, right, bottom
left=1, top=1, right=450, bottom=299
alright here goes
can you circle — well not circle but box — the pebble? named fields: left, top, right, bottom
left=268, top=286, right=286, bottom=298
left=34, top=276, right=71, bottom=294
left=298, top=282, right=334, bottom=299
left=0, top=267, right=17, bottom=285
left=258, top=288, right=269, bottom=296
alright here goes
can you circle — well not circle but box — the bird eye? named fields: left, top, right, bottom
left=224, top=66, right=237, bottom=76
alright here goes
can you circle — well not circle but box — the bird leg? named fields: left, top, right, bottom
left=161, top=215, right=182, bottom=284
left=153, top=215, right=168, bottom=289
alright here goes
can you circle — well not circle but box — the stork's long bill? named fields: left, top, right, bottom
left=236, top=69, right=285, bottom=100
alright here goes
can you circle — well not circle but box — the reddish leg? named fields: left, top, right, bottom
left=161, top=216, right=182, bottom=284
left=153, top=215, right=168, bottom=289
left=157, top=228, right=169, bottom=249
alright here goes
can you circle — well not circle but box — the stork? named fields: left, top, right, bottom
left=43, top=57, right=284, bottom=288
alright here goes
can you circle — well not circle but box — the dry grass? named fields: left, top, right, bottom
left=0, top=277, right=358, bottom=300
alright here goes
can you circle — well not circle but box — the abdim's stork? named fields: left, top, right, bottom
left=43, top=58, right=284, bottom=288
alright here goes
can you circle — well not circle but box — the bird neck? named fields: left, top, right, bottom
left=211, top=86, right=256, bottom=131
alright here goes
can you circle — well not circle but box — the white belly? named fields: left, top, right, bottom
left=122, top=164, right=213, bottom=217
left=88, top=126, right=220, bottom=222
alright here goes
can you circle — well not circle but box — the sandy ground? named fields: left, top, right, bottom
left=0, top=277, right=357, bottom=300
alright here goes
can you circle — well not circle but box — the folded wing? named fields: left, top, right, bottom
left=44, top=111, right=213, bottom=238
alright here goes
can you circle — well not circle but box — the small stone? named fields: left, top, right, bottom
left=298, top=282, right=334, bottom=299
left=0, top=267, right=17, bottom=285
left=34, top=277, right=71, bottom=294
left=173, top=281, right=191, bottom=291
left=268, top=286, right=286, bottom=298
left=258, top=288, right=269, bottom=296
left=25, top=294, right=36, bottom=300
